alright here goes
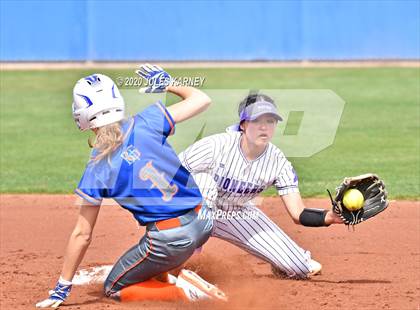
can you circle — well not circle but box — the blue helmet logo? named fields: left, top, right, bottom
left=84, top=74, right=101, bottom=86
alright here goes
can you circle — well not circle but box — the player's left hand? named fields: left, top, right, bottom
left=35, top=279, right=72, bottom=308
left=136, top=63, right=172, bottom=93
left=327, top=173, right=389, bottom=226
left=324, top=210, right=344, bottom=225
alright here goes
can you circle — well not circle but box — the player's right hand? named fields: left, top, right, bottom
left=136, top=63, right=172, bottom=93
left=35, top=278, right=72, bottom=308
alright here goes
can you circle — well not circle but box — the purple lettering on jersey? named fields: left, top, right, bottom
left=292, top=168, right=298, bottom=184
left=229, top=179, right=239, bottom=192
left=243, top=182, right=253, bottom=194
left=237, top=181, right=246, bottom=194
left=214, top=174, right=220, bottom=183
left=223, top=178, right=231, bottom=190
left=250, top=184, right=259, bottom=194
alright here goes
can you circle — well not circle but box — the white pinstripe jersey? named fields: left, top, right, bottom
left=179, top=131, right=299, bottom=209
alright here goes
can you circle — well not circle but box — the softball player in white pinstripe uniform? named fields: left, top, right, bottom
left=179, top=94, right=343, bottom=279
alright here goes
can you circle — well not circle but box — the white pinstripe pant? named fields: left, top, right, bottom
left=211, top=203, right=312, bottom=278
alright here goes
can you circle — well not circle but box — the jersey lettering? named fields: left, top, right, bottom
left=121, top=145, right=141, bottom=165
left=139, top=161, right=178, bottom=202
left=179, top=131, right=299, bottom=208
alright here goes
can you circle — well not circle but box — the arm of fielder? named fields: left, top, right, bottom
left=166, top=86, right=211, bottom=124
left=281, top=192, right=343, bottom=226
left=280, top=192, right=305, bottom=224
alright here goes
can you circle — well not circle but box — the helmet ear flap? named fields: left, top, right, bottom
left=72, top=107, right=89, bottom=131
left=71, top=102, right=81, bottom=130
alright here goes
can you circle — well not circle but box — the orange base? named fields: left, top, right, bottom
left=120, top=278, right=186, bottom=302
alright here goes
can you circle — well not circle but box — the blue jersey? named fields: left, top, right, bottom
left=75, top=102, right=203, bottom=225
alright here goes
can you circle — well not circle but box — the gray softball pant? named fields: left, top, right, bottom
left=104, top=204, right=213, bottom=297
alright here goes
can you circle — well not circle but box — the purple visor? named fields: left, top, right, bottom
left=226, top=101, right=283, bottom=132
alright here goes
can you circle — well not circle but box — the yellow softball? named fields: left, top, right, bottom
left=342, top=189, right=364, bottom=211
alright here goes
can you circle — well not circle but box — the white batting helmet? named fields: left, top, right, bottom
left=72, top=74, right=125, bottom=131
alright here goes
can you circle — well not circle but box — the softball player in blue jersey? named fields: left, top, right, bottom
left=36, top=65, right=227, bottom=308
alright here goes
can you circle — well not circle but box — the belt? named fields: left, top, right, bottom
left=155, top=204, right=202, bottom=231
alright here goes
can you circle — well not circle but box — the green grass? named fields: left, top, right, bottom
left=1, top=68, right=419, bottom=198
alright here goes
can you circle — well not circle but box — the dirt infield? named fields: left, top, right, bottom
left=0, top=195, right=418, bottom=310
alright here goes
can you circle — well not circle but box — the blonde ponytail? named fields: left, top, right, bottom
left=89, top=122, right=124, bottom=162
